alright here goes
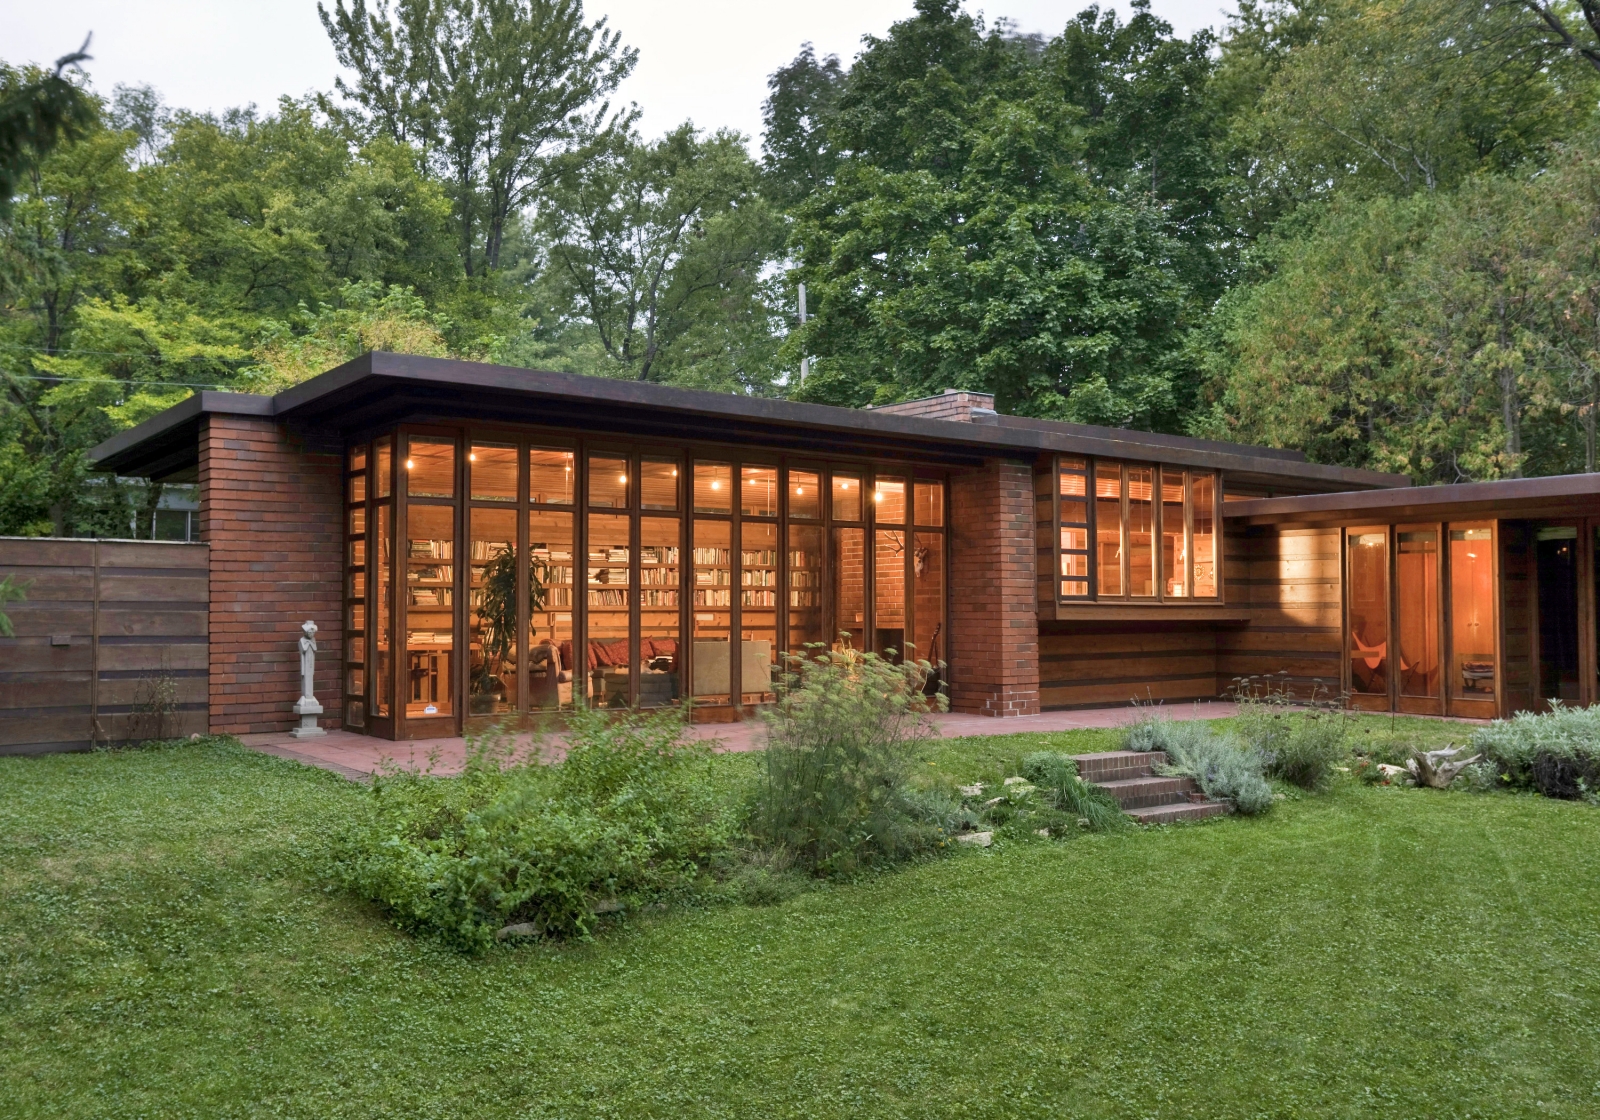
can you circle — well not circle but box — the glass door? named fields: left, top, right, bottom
left=1535, top=525, right=1580, bottom=705
left=1346, top=527, right=1390, bottom=710
left=1447, top=523, right=1496, bottom=717
left=1396, top=525, right=1443, bottom=714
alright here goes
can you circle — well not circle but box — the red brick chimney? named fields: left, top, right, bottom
left=868, top=389, right=998, bottom=423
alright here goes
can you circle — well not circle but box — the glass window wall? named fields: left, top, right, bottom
left=470, top=443, right=517, bottom=502
left=1127, top=466, right=1155, bottom=597
left=406, top=437, right=455, bottom=499
left=345, top=446, right=367, bottom=729
left=790, top=470, right=821, bottom=520
left=1449, top=525, right=1494, bottom=701
left=1348, top=529, right=1389, bottom=696
left=587, top=511, right=631, bottom=706
left=405, top=503, right=455, bottom=718
left=1396, top=527, right=1440, bottom=697
left=528, top=510, right=574, bottom=710
left=1161, top=470, right=1186, bottom=598
left=469, top=507, right=518, bottom=714
left=742, top=520, right=779, bottom=701
left=788, top=523, right=824, bottom=653
left=530, top=448, right=574, bottom=505
left=353, top=431, right=947, bottom=732
left=692, top=519, right=732, bottom=703
left=1095, top=461, right=1123, bottom=597
left=639, top=515, right=680, bottom=707
left=1193, top=475, right=1216, bottom=597
left=1059, top=459, right=1089, bottom=598
left=1058, top=458, right=1218, bottom=602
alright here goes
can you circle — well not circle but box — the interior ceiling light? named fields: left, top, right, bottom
left=404, top=459, right=414, bottom=470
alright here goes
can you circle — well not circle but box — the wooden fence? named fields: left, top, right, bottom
left=0, top=538, right=208, bottom=755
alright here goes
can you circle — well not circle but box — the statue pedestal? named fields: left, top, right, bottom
left=290, top=695, right=326, bottom=738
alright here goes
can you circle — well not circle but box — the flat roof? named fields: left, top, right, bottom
left=91, top=351, right=1406, bottom=491
left=1224, top=473, right=1600, bottom=526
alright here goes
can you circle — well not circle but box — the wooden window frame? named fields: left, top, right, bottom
left=1051, top=454, right=1225, bottom=607
left=349, top=421, right=950, bottom=735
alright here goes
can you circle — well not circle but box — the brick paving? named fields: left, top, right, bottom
left=240, top=700, right=1244, bottom=780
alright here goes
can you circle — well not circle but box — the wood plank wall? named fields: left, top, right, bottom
left=1215, top=526, right=1344, bottom=699
left=0, top=538, right=208, bottom=755
left=1038, top=622, right=1222, bottom=708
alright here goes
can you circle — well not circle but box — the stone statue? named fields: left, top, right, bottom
left=290, top=619, right=326, bottom=739
left=298, top=620, right=318, bottom=700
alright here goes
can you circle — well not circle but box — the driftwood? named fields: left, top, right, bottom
left=1406, top=745, right=1483, bottom=789
left=1373, top=746, right=1483, bottom=788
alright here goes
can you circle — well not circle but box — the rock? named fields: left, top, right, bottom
left=1034, top=828, right=1050, bottom=838
left=496, top=922, right=540, bottom=940
left=1002, top=776, right=1027, bottom=786
left=958, top=783, right=984, bottom=797
left=1076, top=818, right=1090, bottom=828
left=593, top=898, right=624, bottom=914
left=956, top=831, right=993, bottom=847
left=981, top=796, right=1004, bottom=809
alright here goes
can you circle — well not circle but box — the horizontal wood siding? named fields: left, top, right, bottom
left=1215, top=526, right=1343, bottom=699
left=0, top=538, right=208, bottom=754
left=1039, top=624, right=1220, bottom=709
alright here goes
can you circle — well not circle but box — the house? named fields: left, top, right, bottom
left=83, top=351, right=1600, bottom=741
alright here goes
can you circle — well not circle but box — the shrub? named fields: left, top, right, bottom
left=1152, top=724, right=1274, bottom=816
left=328, top=705, right=740, bottom=951
left=1265, top=711, right=1350, bottom=791
left=1019, top=751, right=1129, bottom=832
left=1471, top=703, right=1600, bottom=798
left=1124, top=705, right=1172, bottom=753
left=753, top=647, right=949, bottom=875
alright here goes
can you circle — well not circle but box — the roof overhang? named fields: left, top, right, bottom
left=1224, top=473, right=1600, bottom=528
left=91, top=352, right=1409, bottom=491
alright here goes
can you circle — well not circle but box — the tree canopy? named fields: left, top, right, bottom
left=6, top=0, right=1600, bottom=538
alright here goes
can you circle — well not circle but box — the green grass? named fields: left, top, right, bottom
left=4, top=723, right=1599, bottom=1118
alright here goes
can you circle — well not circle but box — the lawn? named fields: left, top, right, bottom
left=3, top=720, right=1599, bottom=1119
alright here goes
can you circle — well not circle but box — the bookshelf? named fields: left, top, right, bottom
left=405, top=534, right=453, bottom=715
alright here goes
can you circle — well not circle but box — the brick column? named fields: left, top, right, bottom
left=199, top=415, right=344, bottom=735
left=948, top=457, right=1040, bottom=716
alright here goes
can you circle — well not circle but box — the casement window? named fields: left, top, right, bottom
left=1043, top=456, right=1220, bottom=603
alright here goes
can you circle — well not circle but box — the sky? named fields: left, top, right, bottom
left=8, top=0, right=1237, bottom=146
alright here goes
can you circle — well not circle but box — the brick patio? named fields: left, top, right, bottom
left=240, top=700, right=1245, bottom=779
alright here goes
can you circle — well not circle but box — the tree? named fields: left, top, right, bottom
left=320, top=0, right=636, bottom=275
left=1510, top=0, right=1600, bottom=74
left=760, top=43, right=846, bottom=210
left=790, top=95, right=1187, bottom=424
left=780, top=0, right=1193, bottom=425
left=538, top=125, right=782, bottom=389
left=0, top=38, right=94, bottom=214
left=1203, top=130, right=1600, bottom=482
left=1243, top=0, right=1596, bottom=202
left=0, top=89, right=463, bottom=536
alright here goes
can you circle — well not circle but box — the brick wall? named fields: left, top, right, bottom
left=200, top=415, right=344, bottom=734
left=948, top=458, right=1040, bottom=716
left=869, top=389, right=997, bottom=423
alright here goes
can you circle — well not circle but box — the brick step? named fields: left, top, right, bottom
left=1070, top=750, right=1165, bottom=783
left=1096, top=774, right=1200, bottom=809
left=1125, top=800, right=1231, bottom=825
